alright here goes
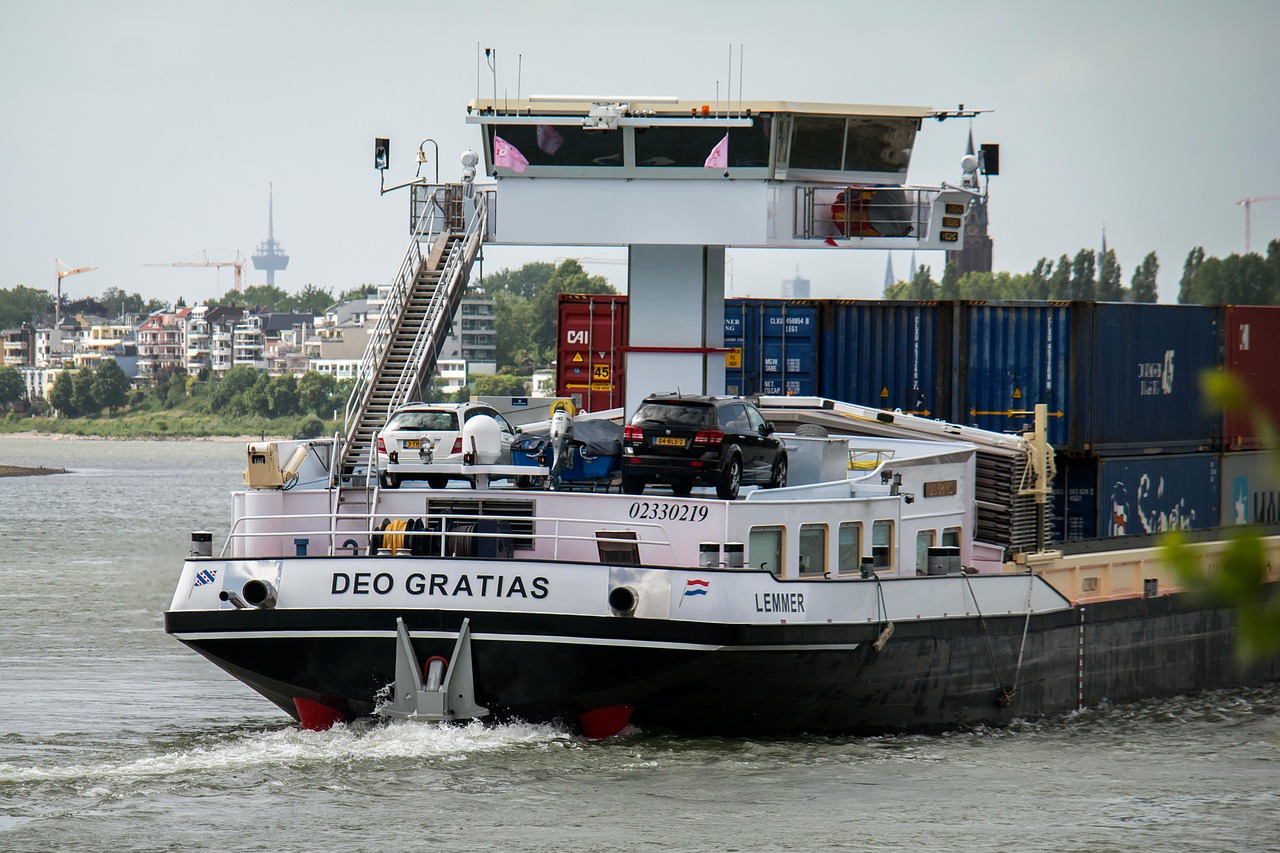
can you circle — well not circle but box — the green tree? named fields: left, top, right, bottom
left=1179, top=246, right=1205, bottom=303
left=100, top=287, right=149, bottom=316
left=939, top=261, right=960, bottom=300
left=1070, top=249, right=1097, bottom=300
left=48, top=371, right=77, bottom=416
left=472, top=373, right=528, bottom=397
left=494, top=289, right=541, bottom=367
left=211, top=365, right=260, bottom=411
left=0, top=285, right=53, bottom=328
left=1097, top=249, right=1123, bottom=301
left=529, top=260, right=617, bottom=350
left=92, top=359, right=131, bottom=415
left=483, top=261, right=556, bottom=300
left=1131, top=252, right=1160, bottom=303
left=297, top=370, right=338, bottom=417
left=266, top=374, right=300, bottom=417
left=0, top=365, right=23, bottom=409
left=216, top=284, right=289, bottom=311
left=241, top=373, right=271, bottom=417
left=1048, top=254, right=1072, bottom=299
left=71, top=367, right=99, bottom=416
left=908, top=264, right=936, bottom=300
left=1031, top=258, right=1053, bottom=300
left=337, top=284, right=378, bottom=302
left=288, top=284, right=334, bottom=315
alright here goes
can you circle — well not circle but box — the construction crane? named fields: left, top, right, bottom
left=146, top=251, right=246, bottom=292
left=1236, top=195, right=1280, bottom=254
left=55, top=258, right=97, bottom=326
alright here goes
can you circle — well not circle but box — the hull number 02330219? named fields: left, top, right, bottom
left=628, top=502, right=709, bottom=522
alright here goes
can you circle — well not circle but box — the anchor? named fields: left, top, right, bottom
left=379, top=617, right=490, bottom=722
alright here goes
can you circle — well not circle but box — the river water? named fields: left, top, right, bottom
left=0, top=436, right=1276, bottom=852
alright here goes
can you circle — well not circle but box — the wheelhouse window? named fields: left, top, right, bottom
left=790, top=116, right=844, bottom=171
left=749, top=526, right=784, bottom=577
left=634, top=124, right=770, bottom=168
left=491, top=125, right=623, bottom=168
left=942, top=527, right=962, bottom=548
left=799, top=524, right=826, bottom=577
left=838, top=522, right=862, bottom=575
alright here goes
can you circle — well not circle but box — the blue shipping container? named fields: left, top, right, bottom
left=1086, top=452, right=1220, bottom=538
left=1079, top=303, right=1220, bottom=454
left=818, top=301, right=950, bottom=417
left=957, top=302, right=1073, bottom=446
left=724, top=299, right=818, bottom=397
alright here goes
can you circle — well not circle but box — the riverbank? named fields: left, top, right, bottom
left=0, top=463, right=69, bottom=476
left=0, top=413, right=337, bottom=441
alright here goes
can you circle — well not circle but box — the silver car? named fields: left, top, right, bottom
left=376, top=402, right=519, bottom=488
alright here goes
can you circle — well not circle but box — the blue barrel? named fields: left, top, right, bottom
left=818, top=301, right=951, bottom=416
left=724, top=299, right=818, bottom=397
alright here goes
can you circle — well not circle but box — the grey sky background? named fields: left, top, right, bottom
left=2, top=0, right=1277, bottom=307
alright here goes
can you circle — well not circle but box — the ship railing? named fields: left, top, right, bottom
left=219, top=508, right=682, bottom=563
left=794, top=184, right=943, bottom=241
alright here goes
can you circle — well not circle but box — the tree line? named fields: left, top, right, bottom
left=884, top=239, right=1280, bottom=305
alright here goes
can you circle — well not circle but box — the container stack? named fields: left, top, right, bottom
left=557, top=295, right=1280, bottom=545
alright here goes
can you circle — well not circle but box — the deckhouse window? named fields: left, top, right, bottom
left=790, top=116, right=844, bottom=171
left=872, top=520, right=894, bottom=571
left=915, top=529, right=936, bottom=575
left=838, top=522, right=862, bottom=576
left=798, top=524, right=826, bottom=578
left=749, top=526, right=784, bottom=577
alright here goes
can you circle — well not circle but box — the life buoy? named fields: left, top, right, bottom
left=549, top=399, right=577, bottom=418
left=831, top=188, right=881, bottom=237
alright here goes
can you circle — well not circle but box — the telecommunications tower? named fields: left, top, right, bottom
left=252, top=184, right=289, bottom=285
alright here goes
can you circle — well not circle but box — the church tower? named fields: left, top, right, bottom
left=946, top=129, right=993, bottom=276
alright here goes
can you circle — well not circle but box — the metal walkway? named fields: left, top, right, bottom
left=338, top=184, right=490, bottom=484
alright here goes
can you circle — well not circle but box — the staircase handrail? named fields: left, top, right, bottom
left=342, top=185, right=447, bottom=434
left=382, top=191, right=489, bottom=414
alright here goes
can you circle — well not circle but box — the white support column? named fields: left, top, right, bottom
left=625, top=245, right=726, bottom=416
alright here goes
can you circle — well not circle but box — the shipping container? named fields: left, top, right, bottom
left=1076, top=302, right=1220, bottom=454
left=1222, top=305, right=1280, bottom=451
left=724, top=299, right=819, bottom=397
left=818, top=301, right=952, bottom=417
left=1220, top=450, right=1280, bottom=525
left=956, top=302, right=1073, bottom=446
left=1052, top=452, right=1220, bottom=541
left=556, top=294, right=628, bottom=412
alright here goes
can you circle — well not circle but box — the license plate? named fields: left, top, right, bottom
left=404, top=439, right=421, bottom=449
left=654, top=437, right=685, bottom=447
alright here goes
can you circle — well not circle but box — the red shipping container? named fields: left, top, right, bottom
left=1223, top=305, right=1280, bottom=451
left=556, top=294, right=628, bottom=412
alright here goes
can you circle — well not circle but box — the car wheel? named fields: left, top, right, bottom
left=382, top=472, right=400, bottom=489
left=766, top=455, right=788, bottom=489
left=670, top=479, right=694, bottom=496
left=515, top=475, right=539, bottom=489
left=621, top=475, right=645, bottom=495
left=716, top=455, right=742, bottom=500
left=427, top=475, right=449, bottom=490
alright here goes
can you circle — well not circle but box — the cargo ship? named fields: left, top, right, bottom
left=165, top=92, right=1280, bottom=736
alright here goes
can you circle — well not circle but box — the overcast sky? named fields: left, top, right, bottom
left=2, top=0, right=1277, bottom=307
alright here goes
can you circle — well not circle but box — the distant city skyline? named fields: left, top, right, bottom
left=2, top=1, right=1277, bottom=306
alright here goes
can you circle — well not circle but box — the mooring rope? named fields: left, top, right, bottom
left=963, top=569, right=1010, bottom=701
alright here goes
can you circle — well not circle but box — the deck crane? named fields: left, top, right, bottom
left=1236, top=195, right=1280, bottom=254
left=146, top=252, right=246, bottom=292
left=54, top=258, right=97, bottom=326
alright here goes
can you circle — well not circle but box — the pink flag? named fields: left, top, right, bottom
left=704, top=133, right=729, bottom=169
left=493, top=135, right=529, bottom=173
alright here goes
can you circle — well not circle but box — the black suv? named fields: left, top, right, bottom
left=621, top=395, right=787, bottom=500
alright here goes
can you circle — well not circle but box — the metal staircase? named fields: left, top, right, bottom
left=337, top=184, right=490, bottom=484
